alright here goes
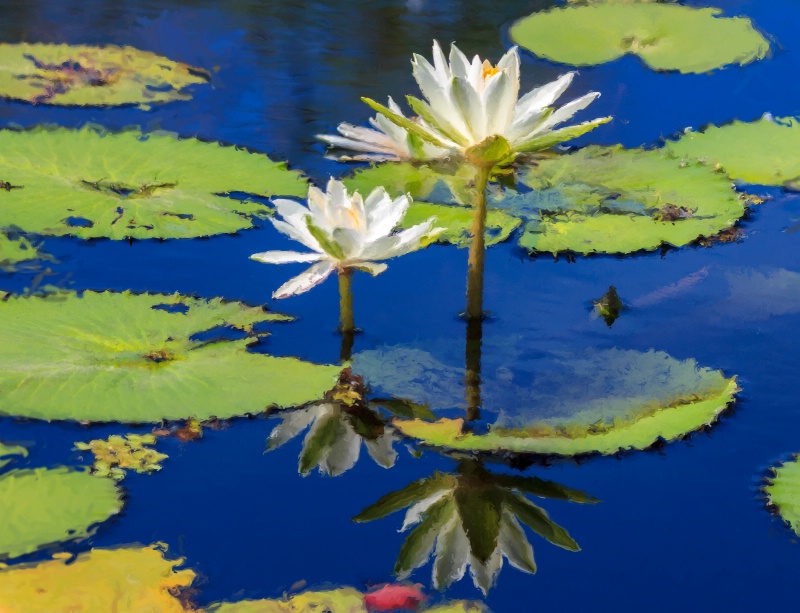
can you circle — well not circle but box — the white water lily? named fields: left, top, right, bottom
left=251, top=178, right=441, bottom=299
left=318, top=96, right=451, bottom=162
left=267, top=402, right=398, bottom=477
left=365, top=40, right=611, bottom=161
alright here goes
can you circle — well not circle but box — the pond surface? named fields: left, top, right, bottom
left=1, top=0, right=799, bottom=610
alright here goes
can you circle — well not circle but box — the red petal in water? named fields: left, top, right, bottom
left=364, top=583, right=426, bottom=612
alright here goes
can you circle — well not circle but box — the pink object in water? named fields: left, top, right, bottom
left=364, top=583, right=426, bottom=612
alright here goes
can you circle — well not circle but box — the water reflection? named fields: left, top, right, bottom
left=354, top=457, right=598, bottom=594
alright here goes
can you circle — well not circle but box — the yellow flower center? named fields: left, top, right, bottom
left=482, top=60, right=499, bottom=79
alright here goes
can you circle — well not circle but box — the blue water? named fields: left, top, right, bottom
left=2, top=0, right=800, bottom=610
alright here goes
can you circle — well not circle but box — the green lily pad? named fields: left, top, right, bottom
left=665, top=117, right=800, bottom=187
left=0, top=545, right=195, bottom=612
left=0, top=442, right=27, bottom=470
left=0, top=290, right=341, bottom=423
left=0, top=125, right=308, bottom=240
left=407, top=202, right=521, bottom=248
left=765, top=456, right=800, bottom=536
left=355, top=346, right=738, bottom=456
left=0, top=233, right=44, bottom=272
left=509, top=3, right=770, bottom=74
left=0, top=466, right=122, bottom=559
left=0, top=43, right=209, bottom=106
left=511, top=146, right=747, bottom=254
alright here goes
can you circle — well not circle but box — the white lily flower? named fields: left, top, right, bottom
left=365, top=40, right=611, bottom=161
left=318, top=96, right=451, bottom=162
left=251, top=178, right=441, bottom=299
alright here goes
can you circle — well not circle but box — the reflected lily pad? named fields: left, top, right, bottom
left=0, top=125, right=308, bottom=240
left=0, top=442, right=27, bottom=470
left=0, top=290, right=341, bottom=423
left=666, top=117, right=800, bottom=187
left=0, top=233, right=44, bottom=272
left=0, top=545, right=195, bottom=612
left=765, top=456, right=800, bottom=536
left=0, top=467, right=122, bottom=559
left=511, top=146, right=747, bottom=254
left=0, top=43, right=209, bottom=106
left=509, top=3, right=769, bottom=74
left=208, top=586, right=487, bottom=612
left=355, top=346, right=737, bottom=456
left=75, top=434, right=168, bottom=480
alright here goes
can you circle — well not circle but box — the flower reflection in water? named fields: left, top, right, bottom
left=355, top=458, right=598, bottom=594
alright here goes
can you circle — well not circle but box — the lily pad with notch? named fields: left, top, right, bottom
left=0, top=466, right=122, bottom=559
left=354, top=345, right=738, bottom=456
left=0, top=125, right=308, bottom=240
left=509, top=3, right=770, bottom=74
left=0, top=42, right=209, bottom=107
left=0, top=290, right=341, bottom=423
left=665, top=116, right=800, bottom=188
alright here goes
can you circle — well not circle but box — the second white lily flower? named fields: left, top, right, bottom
left=251, top=178, right=441, bottom=299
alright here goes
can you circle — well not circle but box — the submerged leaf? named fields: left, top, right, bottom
left=0, top=233, right=44, bottom=272
left=0, top=42, right=209, bottom=106
left=765, top=455, right=800, bottom=537
left=0, top=125, right=308, bottom=240
left=0, top=290, right=341, bottom=423
left=509, top=3, right=769, bottom=74
left=0, top=467, right=122, bottom=559
left=0, top=442, right=28, bottom=471
left=666, top=117, right=800, bottom=187
left=0, top=545, right=195, bottom=612
left=511, top=146, right=747, bottom=254
left=359, top=345, right=737, bottom=456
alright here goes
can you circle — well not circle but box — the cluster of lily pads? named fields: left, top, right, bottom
left=2, top=0, right=800, bottom=607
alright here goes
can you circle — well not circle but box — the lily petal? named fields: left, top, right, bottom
left=401, top=489, right=451, bottom=531
left=250, top=250, right=324, bottom=264
left=272, top=260, right=336, bottom=299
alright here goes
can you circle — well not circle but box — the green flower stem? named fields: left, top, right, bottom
left=465, top=316, right=483, bottom=423
left=466, top=164, right=491, bottom=320
left=339, top=268, right=355, bottom=361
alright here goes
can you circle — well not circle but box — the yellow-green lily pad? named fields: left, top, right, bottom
left=509, top=3, right=770, bottom=74
left=0, top=233, right=43, bottom=272
left=0, top=290, right=341, bottom=423
left=512, top=146, right=747, bottom=254
left=356, top=346, right=738, bottom=456
left=765, top=455, right=800, bottom=537
left=0, top=125, right=308, bottom=240
left=0, top=43, right=209, bottom=106
left=0, top=442, right=27, bottom=470
left=0, top=545, right=195, bottom=612
left=75, top=434, right=168, bottom=480
left=665, top=117, right=800, bottom=187
left=0, top=467, right=122, bottom=559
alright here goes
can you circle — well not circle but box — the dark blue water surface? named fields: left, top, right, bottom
left=2, top=0, right=800, bottom=611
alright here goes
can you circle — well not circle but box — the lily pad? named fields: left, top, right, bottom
left=208, top=587, right=486, bottom=612
left=0, top=545, right=195, bottom=612
left=509, top=3, right=770, bottom=74
left=0, top=125, right=308, bottom=240
left=511, top=146, right=747, bottom=254
left=355, top=346, right=738, bottom=456
left=666, top=117, right=800, bottom=187
left=0, top=290, right=341, bottom=423
left=764, top=456, right=800, bottom=536
left=0, top=42, right=209, bottom=106
left=0, top=233, right=43, bottom=271
left=75, top=434, right=168, bottom=480
left=405, top=202, right=521, bottom=248
left=0, top=466, right=122, bottom=559
left=0, top=442, right=27, bottom=470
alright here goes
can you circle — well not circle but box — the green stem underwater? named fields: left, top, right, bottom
left=464, top=315, right=483, bottom=422
left=466, top=164, right=491, bottom=320
left=338, top=268, right=355, bottom=361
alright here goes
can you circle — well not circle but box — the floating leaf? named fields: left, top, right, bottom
left=0, top=545, right=194, bottom=611
left=0, top=125, right=308, bottom=240
left=0, top=442, right=27, bottom=470
left=404, top=202, right=521, bottom=248
left=75, top=434, right=168, bottom=480
left=207, top=587, right=487, bottom=612
left=666, top=117, right=800, bottom=187
left=0, top=233, right=44, bottom=272
left=509, top=3, right=769, bottom=74
left=356, top=346, right=737, bottom=456
left=510, top=146, right=747, bottom=254
left=593, top=286, right=624, bottom=327
left=0, top=467, right=122, bottom=559
left=0, top=42, right=209, bottom=106
left=0, top=290, right=341, bottom=423
left=765, top=456, right=800, bottom=537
